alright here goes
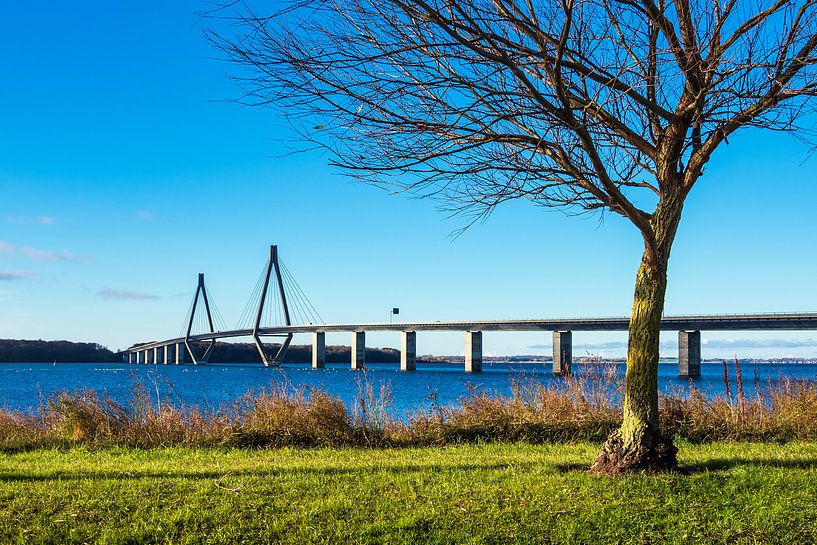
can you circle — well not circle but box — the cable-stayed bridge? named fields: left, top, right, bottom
left=125, top=245, right=817, bottom=377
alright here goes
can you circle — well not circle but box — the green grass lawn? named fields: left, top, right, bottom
left=1, top=442, right=816, bottom=544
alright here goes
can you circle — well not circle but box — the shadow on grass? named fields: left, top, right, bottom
left=0, top=460, right=545, bottom=483
left=555, top=457, right=817, bottom=474
left=680, top=457, right=817, bottom=473
left=555, top=463, right=592, bottom=473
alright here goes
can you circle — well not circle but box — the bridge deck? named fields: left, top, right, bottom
left=128, top=312, right=817, bottom=351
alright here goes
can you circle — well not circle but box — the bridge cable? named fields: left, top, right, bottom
left=206, top=290, right=229, bottom=333
left=199, top=301, right=206, bottom=333
left=280, top=269, right=304, bottom=325
left=265, top=279, right=271, bottom=328
left=191, top=301, right=200, bottom=336
left=247, top=267, right=266, bottom=328
left=272, top=273, right=281, bottom=326
left=290, top=275, right=318, bottom=324
left=283, top=275, right=302, bottom=325
left=281, top=260, right=324, bottom=323
left=279, top=266, right=308, bottom=325
left=179, top=291, right=196, bottom=338
left=270, top=276, right=275, bottom=327
left=262, top=275, right=269, bottom=328
left=191, top=305, right=199, bottom=336
left=197, top=303, right=206, bottom=335
left=278, top=269, right=296, bottom=324
left=236, top=262, right=268, bottom=330
left=235, top=266, right=261, bottom=329
left=287, top=267, right=316, bottom=325
left=280, top=260, right=324, bottom=324
left=249, top=264, right=268, bottom=329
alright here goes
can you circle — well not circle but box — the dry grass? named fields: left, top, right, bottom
left=2, top=363, right=816, bottom=450
left=662, top=375, right=817, bottom=442
left=232, top=386, right=354, bottom=447
left=401, top=365, right=621, bottom=445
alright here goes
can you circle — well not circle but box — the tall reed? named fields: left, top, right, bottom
left=1, top=365, right=816, bottom=450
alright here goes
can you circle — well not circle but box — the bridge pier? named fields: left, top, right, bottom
left=351, top=331, right=365, bottom=370
left=678, top=330, right=701, bottom=378
left=552, top=331, right=573, bottom=375
left=153, top=347, right=160, bottom=365
left=465, top=331, right=482, bottom=373
left=401, top=331, right=416, bottom=371
left=128, top=352, right=134, bottom=364
left=163, top=345, right=171, bottom=365
left=175, top=342, right=186, bottom=364
left=312, top=332, right=325, bottom=369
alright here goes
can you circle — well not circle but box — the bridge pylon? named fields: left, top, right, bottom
left=253, top=244, right=293, bottom=367
left=184, top=272, right=217, bottom=364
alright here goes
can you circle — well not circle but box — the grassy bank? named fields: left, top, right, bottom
left=1, top=442, right=816, bottom=544
left=2, top=365, right=817, bottom=450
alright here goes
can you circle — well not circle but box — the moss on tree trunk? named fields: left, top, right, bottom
left=622, top=256, right=665, bottom=441
left=592, top=194, right=684, bottom=474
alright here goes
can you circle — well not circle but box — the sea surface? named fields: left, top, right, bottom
left=1, top=361, right=815, bottom=418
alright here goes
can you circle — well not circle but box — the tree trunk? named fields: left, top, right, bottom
left=591, top=195, right=684, bottom=474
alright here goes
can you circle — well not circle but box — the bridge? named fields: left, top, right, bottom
left=125, top=245, right=817, bottom=377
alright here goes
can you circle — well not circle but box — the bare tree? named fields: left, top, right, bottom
left=206, top=0, right=817, bottom=472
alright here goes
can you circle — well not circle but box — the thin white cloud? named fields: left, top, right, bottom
left=6, top=216, right=57, bottom=225
left=0, top=289, right=21, bottom=302
left=702, top=338, right=817, bottom=349
left=20, top=247, right=90, bottom=262
left=98, top=288, right=159, bottom=300
left=529, top=338, right=817, bottom=351
left=133, top=210, right=157, bottom=221
left=0, top=240, right=90, bottom=262
left=528, top=341, right=633, bottom=350
left=0, top=270, right=35, bottom=281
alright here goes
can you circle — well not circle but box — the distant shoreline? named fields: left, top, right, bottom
left=2, top=359, right=817, bottom=366
left=2, top=338, right=816, bottom=365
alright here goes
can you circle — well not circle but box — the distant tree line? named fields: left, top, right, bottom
left=0, top=339, right=117, bottom=363
left=0, top=339, right=438, bottom=364
left=189, top=342, right=408, bottom=364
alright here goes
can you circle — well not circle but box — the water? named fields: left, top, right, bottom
left=1, top=361, right=815, bottom=418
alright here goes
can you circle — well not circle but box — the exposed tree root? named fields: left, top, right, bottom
left=590, top=427, right=678, bottom=475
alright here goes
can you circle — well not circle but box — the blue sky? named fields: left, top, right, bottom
left=1, top=2, right=816, bottom=358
